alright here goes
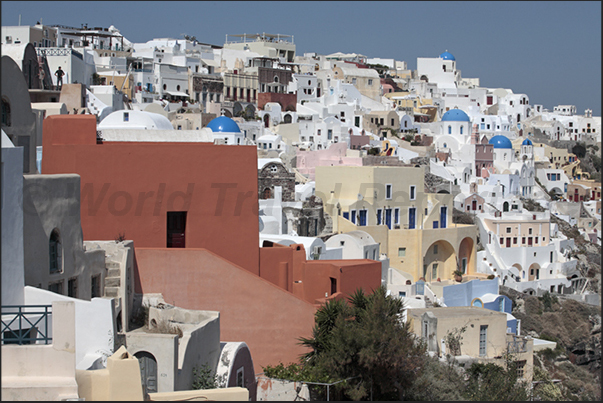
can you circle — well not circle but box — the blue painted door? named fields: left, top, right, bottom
left=409, top=208, right=416, bottom=229
left=359, top=210, right=367, bottom=226
left=385, top=208, right=392, bottom=229
left=440, top=207, right=447, bottom=229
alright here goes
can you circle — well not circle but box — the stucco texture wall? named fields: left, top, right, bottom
left=133, top=248, right=316, bottom=370
left=42, top=115, right=260, bottom=274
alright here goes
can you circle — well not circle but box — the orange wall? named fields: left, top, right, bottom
left=134, top=248, right=316, bottom=370
left=42, top=115, right=260, bottom=274
left=259, top=244, right=382, bottom=305
left=303, top=260, right=382, bottom=303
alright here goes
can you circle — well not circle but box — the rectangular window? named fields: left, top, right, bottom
left=500, top=237, right=504, bottom=245
left=91, top=274, right=101, bottom=298
left=327, top=129, right=333, bottom=140
left=368, top=79, right=373, bottom=86
left=479, top=325, right=488, bottom=356
left=432, top=263, right=438, bottom=280
left=68, top=277, right=78, bottom=298
left=350, top=209, right=356, bottom=224
left=506, top=227, right=511, bottom=233
left=386, top=184, right=393, bottom=199
left=394, top=208, right=400, bottom=224
left=398, top=247, right=406, bottom=257
left=236, top=367, right=244, bottom=388
left=410, top=185, right=416, bottom=200
left=513, top=237, right=517, bottom=245
left=433, top=245, right=438, bottom=254
left=522, top=237, right=526, bottom=244
left=377, top=209, right=382, bottom=225
left=48, top=280, right=63, bottom=295
left=461, top=258, right=467, bottom=274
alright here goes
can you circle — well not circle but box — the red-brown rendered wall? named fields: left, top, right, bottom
left=134, top=248, right=316, bottom=370
left=257, top=93, right=297, bottom=111
left=259, top=244, right=382, bottom=305
left=42, top=115, right=260, bottom=274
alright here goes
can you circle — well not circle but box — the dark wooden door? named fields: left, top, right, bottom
left=167, top=212, right=187, bottom=248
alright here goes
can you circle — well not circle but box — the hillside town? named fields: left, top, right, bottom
left=1, top=21, right=601, bottom=401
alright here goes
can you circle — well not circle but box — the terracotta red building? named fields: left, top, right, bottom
left=42, top=115, right=260, bottom=274
left=41, top=115, right=383, bottom=369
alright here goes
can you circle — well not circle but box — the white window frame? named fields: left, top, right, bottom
left=236, top=367, right=244, bottom=388
left=394, top=208, right=400, bottom=225
left=386, top=184, right=392, bottom=200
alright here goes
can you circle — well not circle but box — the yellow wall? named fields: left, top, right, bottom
left=75, top=346, right=144, bottom=401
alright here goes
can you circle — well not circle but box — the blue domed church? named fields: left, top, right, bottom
left=206, top=115, right=245, bottom=145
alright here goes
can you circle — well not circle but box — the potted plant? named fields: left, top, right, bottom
left=453, top=269, right=463, bottom=282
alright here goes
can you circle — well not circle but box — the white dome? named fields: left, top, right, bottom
left=98, top=110, right=174, bottom=130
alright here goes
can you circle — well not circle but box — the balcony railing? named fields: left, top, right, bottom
left=36, top=47, right=83, bottom=60
left=1, top=305, right=53, bottom=345
left=507, top=334, right=528, bottom=353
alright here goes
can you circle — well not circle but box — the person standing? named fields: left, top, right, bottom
left=55, top=66, right=64, bottom=90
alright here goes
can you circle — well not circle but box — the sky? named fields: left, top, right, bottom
left=2, top=1, right=601, bottom=115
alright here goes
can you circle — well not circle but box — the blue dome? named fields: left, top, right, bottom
left=206, top=115, right=241, bottom=133
left=489, top=135, right=513, bottom=149
left=441, top=109, right=470, bottom=122
left=439, top=51, right=455, bottom=61
left=522, top=138, right=533, bottom=146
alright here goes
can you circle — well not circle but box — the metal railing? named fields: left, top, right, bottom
left=36, top=47, right=83, bottom=60
left=507, top=334, right=528, bottom=353
left=1, top=305, right=53, bottom=345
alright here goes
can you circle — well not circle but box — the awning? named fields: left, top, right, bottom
left=164, top=90, right=189, bottom=97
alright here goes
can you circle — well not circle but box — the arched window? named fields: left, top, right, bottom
left=49, top=228, right=62, bottom=274
left=448, top=125, right=452, bottom=134
left=176, top=85, right=180, bottom=91
left=1, top=98, right=11, bottom=127
left=274, top=76, right=279, bottom=83
left=460, top=126, right=463, bottom=135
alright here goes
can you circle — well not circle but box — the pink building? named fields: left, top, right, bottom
left=296, top=143, right=362, bottom=181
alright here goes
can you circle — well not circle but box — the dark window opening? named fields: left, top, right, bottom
left=167, top=211, right=187, bottom=248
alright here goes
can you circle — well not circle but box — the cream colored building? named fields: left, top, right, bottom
left=408, top=306, right=534, bottom=382
left=332, top=65, right=381, bottom=101
left=363, top=110, right=400, bottom=136
left=315, top=165, right=477, bottom=282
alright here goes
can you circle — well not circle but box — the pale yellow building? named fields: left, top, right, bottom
left=408, top=306, right=534, bottom=382
left=385, top=91, right=434, bottom=114
left=315, top=165, right=477, bottom=282
left=332, top=65, right=381, bottom=101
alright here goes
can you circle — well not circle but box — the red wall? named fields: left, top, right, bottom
left=42, top=115, right=260, bottom=274
left=257, top=93, right=297, bottom=111
left=259, top=243, right=382, bottom=305
left=134, top=248, right=316, bottom=370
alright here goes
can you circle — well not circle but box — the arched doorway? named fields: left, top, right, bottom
left=423, top=240, right=456, bottom=281
left=528, top=263, right=540, bottom=281
left=262, top=187, right=272, bottom=199
left=135, top=351, right=157, bottom=395
left=283, top=113, right=292, bottom=124
left=503, top=201, right=509, bottom=212
left=263, top=114, right=270, bottom=128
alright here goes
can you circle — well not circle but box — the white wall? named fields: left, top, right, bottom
left=1, top=134, right=25, bottom=305
left=23, top=286, right=116, bottom=370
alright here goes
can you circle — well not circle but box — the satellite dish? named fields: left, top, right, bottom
left=357, top=193, right=363, bottom=200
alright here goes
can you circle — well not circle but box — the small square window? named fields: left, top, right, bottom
left=398, top=247, right=406, bottom=257
left=506, top=227, right=511, bottom=233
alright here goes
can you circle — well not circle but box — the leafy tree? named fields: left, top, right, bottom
left=299, top=286, right=427, bottom=400
left=463, top=353, right=530, bottom=401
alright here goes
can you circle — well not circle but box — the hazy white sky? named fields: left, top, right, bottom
left=2, top=1, right=601, bottom=115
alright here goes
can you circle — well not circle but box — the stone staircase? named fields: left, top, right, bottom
left=103, top=258, right=122, bottom=312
